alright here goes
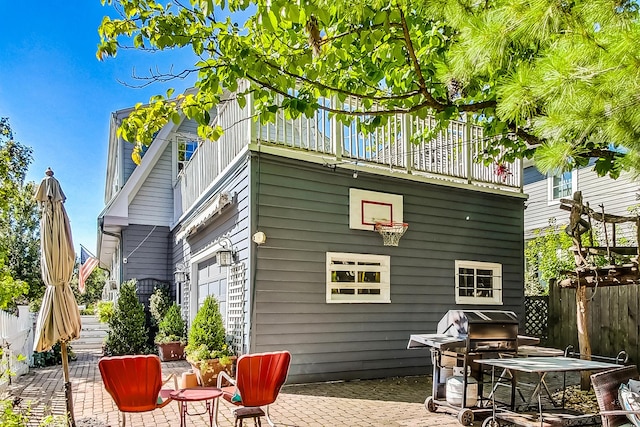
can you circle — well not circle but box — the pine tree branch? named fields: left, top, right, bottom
left=458, top=100, right=496, bottom=112
left=514, top=127, right=542, bottom=148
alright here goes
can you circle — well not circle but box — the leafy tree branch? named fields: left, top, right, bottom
left=98, top=0, right=640, bottom=177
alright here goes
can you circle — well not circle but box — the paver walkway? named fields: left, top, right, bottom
left=6, top=349, right=583, bottom=427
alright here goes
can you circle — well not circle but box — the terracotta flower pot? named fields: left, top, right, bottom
left=187, top=356, right=236, bottom=387
left=157, top=341, right=186, bottom=362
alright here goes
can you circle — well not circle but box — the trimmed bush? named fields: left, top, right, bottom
left=155, top=303, right=186, bottom=344
left=185, top=295, right=231, bottom=361
left=103, top=279, right=150, bottom=355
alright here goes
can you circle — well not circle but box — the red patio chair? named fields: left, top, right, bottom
left=215, top=351, right=291, bottom=427
left=98, top=354, right=177, bottom=427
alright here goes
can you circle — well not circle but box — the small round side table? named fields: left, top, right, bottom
left=169, top=387, right=223, bottom=427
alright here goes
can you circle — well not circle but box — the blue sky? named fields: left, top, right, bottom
left=0, top=2, right=196, bottom=255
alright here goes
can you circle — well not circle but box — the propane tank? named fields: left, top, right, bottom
left=445, top=366, right=478, bottom=407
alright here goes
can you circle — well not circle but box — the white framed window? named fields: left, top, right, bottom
left=326, top=252, right=390, bottom=303
left=176, top=137, right=199, bottom=174
left=548, top=170, right=576, bottom=203
left=455, top=260, right=503, bottom=305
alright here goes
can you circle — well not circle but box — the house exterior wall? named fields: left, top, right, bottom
left=177, top=118, right=199, bottom=135
left=524, top=166, right=638, bottom=239
left=122, top=140, right=136, bottom=185
left=105, top=103, right=527, bottom=384
left=129, top=144, right=174, bottom=226
left=172, top=155, right=252, bottom=350
left=250, top=154, right=525, bottom=384
left=122, top=224, right=172, bottom=282
left=120, top=117, right=199, bottom=191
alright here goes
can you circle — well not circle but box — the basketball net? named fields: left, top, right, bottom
left=375, top=222, right=408, bottom=246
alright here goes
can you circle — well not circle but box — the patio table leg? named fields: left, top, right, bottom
left=178, top=400, right=187, bottom=427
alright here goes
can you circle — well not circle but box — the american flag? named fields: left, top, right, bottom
left=79, top=246, right=99, bottom=294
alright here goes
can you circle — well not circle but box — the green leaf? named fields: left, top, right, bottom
left=237, top=95, right=246, bottom=109
left=373, top=11, right=386, bottom=25
left=265, top=10, right=278, bottom=32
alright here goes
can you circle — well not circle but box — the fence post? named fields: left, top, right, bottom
left=331, top=97, right=342, bottom=161
left=465, top=114, right=472, bottom=184
left=403, top=114, right=412, bottom=173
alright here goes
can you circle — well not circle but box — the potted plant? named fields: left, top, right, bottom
left=155, top=303, right=187, bottom=361
left=185, top=295, right=235, bottom=386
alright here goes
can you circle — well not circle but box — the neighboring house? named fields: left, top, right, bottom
left=523, top=164, right=639, bottom=241
left=523, top=163, right=639, bottom=291
left=97, top=85, right=527, bottom=383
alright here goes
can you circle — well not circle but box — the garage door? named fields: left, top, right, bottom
left=196, top=256, right=227, bottom=319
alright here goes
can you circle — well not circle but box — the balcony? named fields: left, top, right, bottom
left=175, top=92, right=522, bottom=215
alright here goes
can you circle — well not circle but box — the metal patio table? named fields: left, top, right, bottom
left=477, top=356, right=621, bottom=427
left=169, top=387, right=223, bottom=427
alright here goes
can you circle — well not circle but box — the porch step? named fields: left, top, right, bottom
left=73, top=315, right=108, bottom=352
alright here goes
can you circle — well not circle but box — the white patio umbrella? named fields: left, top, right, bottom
left=33, top=168, right=81, bottom=427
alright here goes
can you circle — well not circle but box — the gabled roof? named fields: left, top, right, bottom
left=97, top=107, right=185, bottom=268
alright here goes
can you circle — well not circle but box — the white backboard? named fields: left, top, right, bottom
left=349, top=188, right=403, bottom=231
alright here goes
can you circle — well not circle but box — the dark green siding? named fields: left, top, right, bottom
left=252, top=154, right=524, bottom=383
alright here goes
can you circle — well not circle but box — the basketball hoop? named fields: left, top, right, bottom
left=375, top=222, right=408, bottom=246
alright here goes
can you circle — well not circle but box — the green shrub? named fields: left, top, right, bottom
left=185, top=295, right=232, bottom=361
left=31, top=343, right=75, bottom=368
left=96, top=300, right=114, bottom=324
left=103, top=280, right=150, bottom=355
left=28, top=297, right=41, bottom=313
left=149, top=285, right=171, bottom=326
left=0, top=400, right=29, bottom=426
left=79, top=303, right=95, bottom=315
left=155, top=303, right=186, bottom=344
left=0, top=400, right=67, bottom=426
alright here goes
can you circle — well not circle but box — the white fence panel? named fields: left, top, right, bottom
left=0, top=306, right=32, bottom=388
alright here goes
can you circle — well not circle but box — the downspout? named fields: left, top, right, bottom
left=248, top=151, right=260, bottom=355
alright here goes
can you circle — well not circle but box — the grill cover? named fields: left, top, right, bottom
left=437, top=310, right=518, bottom=336
left=407, top=310, right=526, bottom=351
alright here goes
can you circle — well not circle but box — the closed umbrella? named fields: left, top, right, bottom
left=33, top=168, right=81, bottom=427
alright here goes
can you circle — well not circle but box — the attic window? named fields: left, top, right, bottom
left=548, top=171, right=575, bottom=203
left=177, top=138, right=199, bottom=173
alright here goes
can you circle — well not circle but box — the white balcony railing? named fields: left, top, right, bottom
left=177, top=91, right=522, bottom=213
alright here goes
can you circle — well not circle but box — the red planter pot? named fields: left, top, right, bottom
left=187, top=356, right=236, bottom=386
left=157, top=341, right=186, bottom=361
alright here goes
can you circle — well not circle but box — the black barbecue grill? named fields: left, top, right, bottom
left=408, top=310, right=539, bottom=425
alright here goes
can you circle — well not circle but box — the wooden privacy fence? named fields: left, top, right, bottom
left=544, top=282, right=640, bottom=364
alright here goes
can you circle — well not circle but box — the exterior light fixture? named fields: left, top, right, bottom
left=252, top=231, right=267, bottom=245
left=216, top=237, right=235, bottom=267
left=174, top=262, right=189, bottom=283
left=216, top=249, right=233, bottom=267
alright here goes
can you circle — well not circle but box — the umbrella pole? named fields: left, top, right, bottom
left=61, top=342, right=76, bottom=427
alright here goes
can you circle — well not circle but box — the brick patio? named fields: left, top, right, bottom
left=6, top=349, right=585, bottom=426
